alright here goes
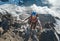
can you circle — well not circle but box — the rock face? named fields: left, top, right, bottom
left=39, top=30, right=58, bottom=41
left=0, top=30, right=23, bottom=41
left=0, top=13, right=58, bottom=41
left=0, top=6, right=58, bottom=41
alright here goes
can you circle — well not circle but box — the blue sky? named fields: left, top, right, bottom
left=0, top=0, right=60, bottom=12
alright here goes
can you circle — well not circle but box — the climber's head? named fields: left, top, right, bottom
left=31, top=11, right=37, bottom=19
left=31, top=11, right=36, bottom=16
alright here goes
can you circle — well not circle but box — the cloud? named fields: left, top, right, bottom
left=48, top=0, right=60, bottom=8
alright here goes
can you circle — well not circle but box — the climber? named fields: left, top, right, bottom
left=23, top=11, right=42, bottom=41
left=23, top=11, right=42, bottom=30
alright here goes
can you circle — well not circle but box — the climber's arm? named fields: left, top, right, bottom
left=37, top=17, right=42, bottom=30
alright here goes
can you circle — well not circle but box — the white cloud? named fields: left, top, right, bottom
left=48, top=0, right=60, bottom=7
